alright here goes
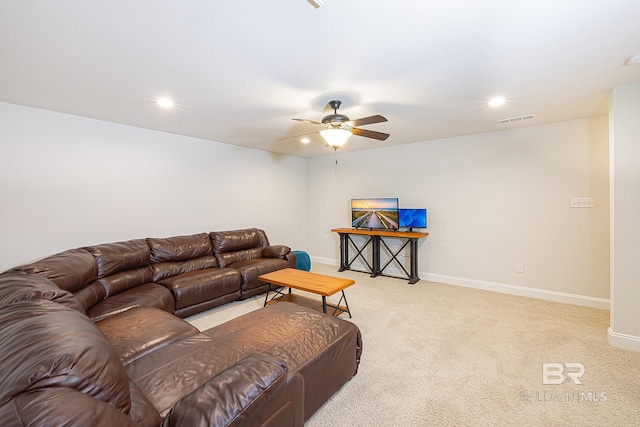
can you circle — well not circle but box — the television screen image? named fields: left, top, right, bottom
left=351, top=198, right=399, bottom=230
left=399, top=208, right=427, bottom=229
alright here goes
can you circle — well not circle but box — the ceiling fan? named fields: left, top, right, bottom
left=290, top=100, right=390, bottom=150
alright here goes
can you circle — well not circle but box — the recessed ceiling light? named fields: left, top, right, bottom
left=301, top=137, right=311, bottom=144
left=488, top=96, right=505, bottom=107
left=623, top=52, right=640, bottom=66
left=156, top=97, right=174, bottom=108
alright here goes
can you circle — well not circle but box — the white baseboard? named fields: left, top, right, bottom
left=423, top=272, right=610, bottom=310
left=310, top=257, right=609, bottom=310
left=608, top=328, right=640, bottom=351
left=312, top=256, right=338, bottom=266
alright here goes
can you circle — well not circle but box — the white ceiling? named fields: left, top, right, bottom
left=1, top=0, right=639, bottom=158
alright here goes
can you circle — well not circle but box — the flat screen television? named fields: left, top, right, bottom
left=351, top=198, right=399, bottom=230
left=399, top=208, right=427, bottom=230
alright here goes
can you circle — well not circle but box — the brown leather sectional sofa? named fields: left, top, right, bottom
left=0, top=228, right=363, bottom=426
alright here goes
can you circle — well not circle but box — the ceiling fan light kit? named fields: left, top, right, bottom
left=320, top=128, right=352, bottom=149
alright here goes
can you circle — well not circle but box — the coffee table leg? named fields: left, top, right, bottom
left=263, top=283, right=271, bottom=307
left=340, top=290, right=352, bottom=319
left=322, top=296, right=327, bottom=314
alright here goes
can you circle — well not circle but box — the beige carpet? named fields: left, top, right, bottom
left=186, top=263, right=640, bottom=426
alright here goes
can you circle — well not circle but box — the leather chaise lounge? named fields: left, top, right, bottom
left=0, top=228, right=363, bottom=427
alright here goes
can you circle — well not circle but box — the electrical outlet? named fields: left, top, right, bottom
left=516, top=263, right=524, bottom=273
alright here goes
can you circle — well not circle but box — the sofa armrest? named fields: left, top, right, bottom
left=162, top=354, right=289, bottom=427
left=285, top=251, right=297, bottom=269
left=0, top=388, right=140, bottom=427
left=262, top=245, right=291, bottom=259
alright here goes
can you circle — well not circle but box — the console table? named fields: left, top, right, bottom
left=331, top=228, right=428, bottom=284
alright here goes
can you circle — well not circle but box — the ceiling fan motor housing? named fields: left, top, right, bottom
left=322, top=100, right=351, bottom=128
left=322, top=114, right=351, bottom=127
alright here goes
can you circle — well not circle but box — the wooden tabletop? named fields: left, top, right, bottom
left=258, top=268, right=355, bottom=297
left=331, top=227, right=428, bottom=239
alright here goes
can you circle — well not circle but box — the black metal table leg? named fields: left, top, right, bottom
left=338, top=233, right=348, bottom=271
left=263, top=283, right=271, bottom=307
left=340, top=290, right=352, bottom=318
left=408, top=238, right=420, bottom=284
left=371, top=235, right=381, bottom=278
left=263, top=284, right=288, bottom=306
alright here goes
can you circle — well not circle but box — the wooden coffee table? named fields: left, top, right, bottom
left=259, top=268, right=354, bottom=318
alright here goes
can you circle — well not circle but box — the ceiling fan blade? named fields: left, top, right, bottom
left=351, top=127, right=390, bottom=141
left=292, top=118, right=322, bottom=125
left=277, top=130, right=320, bottom=141
left=349, top=115, right=387, bottom=127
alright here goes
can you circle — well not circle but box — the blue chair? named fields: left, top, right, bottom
left=293, top=250, right=311, bottom=271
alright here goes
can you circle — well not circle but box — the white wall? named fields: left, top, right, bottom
left=0, top=102, right=612, bottom=311
left=609, top=82, right=640, bottom=350
left=0, top=102, right=307, bottom=271
left=307, top=117, right=610, bottom=307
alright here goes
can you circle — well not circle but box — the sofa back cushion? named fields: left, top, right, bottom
left=95, top=267, right=155, bottom=297
left=69, top=239, right=154, bottom=312
left=0, top=299, right=132, bottom=422
left=210, top=228, right=269, bottom=267
left=0, top=273, right=85, bottom=313
left=147, top=233, right=213, bottom=263
left=84, top=239, right=150, bottom=279
left=146, top=233, right=219, bottom=281
left=4, top=249, right=98, bottom=293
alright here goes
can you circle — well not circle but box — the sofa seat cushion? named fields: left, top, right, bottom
left=161, top=355, right=297, bottom=427
left=151, top=256, right=219, bottom=282
left=229, top=258, right=290, bottom=292
left=126, top=333, right=238, bottom=417
left=201, top=302, right=362, bottom=420
left=87, top=283, right=174, bottom=322
left=97, top=307, right=199, bottom=366
left=157, top=268, right=241, bottom=310
left=127, top=335, right=301, bottom=422
left=172, top=293, right=241, bottom=319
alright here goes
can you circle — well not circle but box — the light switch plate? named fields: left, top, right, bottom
left=570, top=197, right=593, bottom=208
